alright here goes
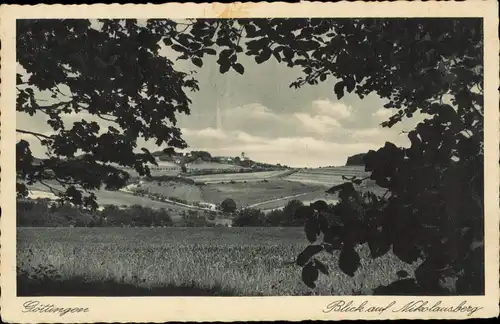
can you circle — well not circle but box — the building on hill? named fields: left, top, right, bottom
left=239, top=159, right=255, bottom=167
left=218, top=156, right=234, bottom=163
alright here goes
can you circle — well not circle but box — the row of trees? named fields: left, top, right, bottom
left=17, top=18, right=484, bottom=295
left=233, top=200, right=326, bottom=227
left=17, top=200, right=173, bottom=227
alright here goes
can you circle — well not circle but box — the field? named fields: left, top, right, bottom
left=188, top=170, right=295, bottom=184
left=284, top=166, right=386, bottom=196
left=284, top=166, right=369, bottom=187
left=17, top=227, right=419, bottom=296
left=141, top=178, right=327, bottom=208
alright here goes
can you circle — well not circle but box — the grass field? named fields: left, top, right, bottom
left=284, top=166, right=386, bottom=196
left=139, top=178, right=326, bottom=208
left=195, top=179, right=324, bottom=207
left=284, top=166, right=369, bottom=187
left=17, top=227, right=419, bottom=296
left=188, top=170, right=295, bottom=184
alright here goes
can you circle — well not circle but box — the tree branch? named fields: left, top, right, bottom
left=16, top=129, right=52, bottom=140
left=96, top=112, right=117, bottom=122
left=236, top=25, right=244, bottom=48
left=55, top=84, right=72, bottom=98
left=38, top=179, right=64, bottom=196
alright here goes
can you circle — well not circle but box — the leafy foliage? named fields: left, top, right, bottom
left=233, top=208, right=266, bottom=227
left=220, top=198, right=237, bottom=213
left=17, top=19, right=199, bottom=208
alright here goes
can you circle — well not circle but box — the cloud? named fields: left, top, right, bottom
left=234, top=131, right=262, bottom=143
left=373, top=108, right=394, bottom=119
left=294, top=113, right=342, bottom=135
left=350, top=128, right=382, bottom=139
left=181, top=127, right=227, bottom=140
left=312, top=100, right=353, bottom=119
left=177, top=127, right=393, bottom=167
left=224, top=103, right=279, bottom=121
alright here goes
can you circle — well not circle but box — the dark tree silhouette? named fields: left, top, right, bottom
left=16, top=19, right=201, bottom=208
left=17, top=18, right=484, bottom=294
left=220, top=198, right=237, bottom=213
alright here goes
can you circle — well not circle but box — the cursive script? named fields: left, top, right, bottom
left=323, top=300, right=483, bottom=317
left=22, top=300, right=89, bottom=317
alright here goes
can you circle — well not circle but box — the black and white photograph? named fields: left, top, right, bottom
left=2, top=2, right=499, bottom=321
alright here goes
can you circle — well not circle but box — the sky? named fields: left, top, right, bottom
left=16, top=20, right=429, bottom=168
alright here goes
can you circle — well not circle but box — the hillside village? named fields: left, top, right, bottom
left=151, top=150, right=290, bottom=170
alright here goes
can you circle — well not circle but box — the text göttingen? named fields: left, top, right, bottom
left=323, top=300, right=483, bottom=317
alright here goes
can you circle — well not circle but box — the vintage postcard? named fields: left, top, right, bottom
left=1, top=1, right=499, bottom=322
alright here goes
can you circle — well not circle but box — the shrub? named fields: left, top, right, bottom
left=168, top=196, right=189, bottom=205
left=282, top=200, right=306, bottom=226
left=179, top=210, right=211, bottom=227
left=265, top=209, right=287, bottom=226
left=233, top=208, right=266, bottom=227
left=126, top=204, right=173, bottom=227
left=17, top=199, right=100, bottom=227
left=220, top=198, right=237, bottom=213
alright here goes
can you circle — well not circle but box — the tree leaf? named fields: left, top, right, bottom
left=318, top=213, right=329, bottom=234
left=314, top=259, right=329, bottom=275
left=171, top=44, right=186, bottom=53
left=339, top=245, right=360, bottom=277
left=162, top=38, right=173, bottom=46
left=232, top=63, right=244, bottom=75
left=302, top=262, right=319, bottom=289
left=333, top=81, right=345, bottom=100
left=272, top=50, right=282, bottom=62
left=203, top=48, right=217, bottom=55
left=304, top=218, right=320, bottom=243
left=367, top=228, right=392, bottom=258
left=219, top=64, right=230, bottom=74
left=344, top=76, right=355, bottom=93
left=310, top=200, right=329, bottom=212
left=255, top=48, right=272, bottom=64
left=296, top=244, right=324, bottom=266
left=191, top=57, right=203, bottom=68
left=392, top=235, right=422, bottom=264
left=326, top=182, right=354, bottom=195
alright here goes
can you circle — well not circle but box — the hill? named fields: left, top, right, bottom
left=345, top=153, right=366, bottom=166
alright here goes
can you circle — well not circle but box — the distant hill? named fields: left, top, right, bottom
left=345, top=153, right=366, bottom=166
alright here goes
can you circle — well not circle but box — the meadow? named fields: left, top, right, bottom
left=188, top=170, right=295, bottom=184
left=141, top=178, right=327, bottom=209
left=17, top=227, right=419, bottom=296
